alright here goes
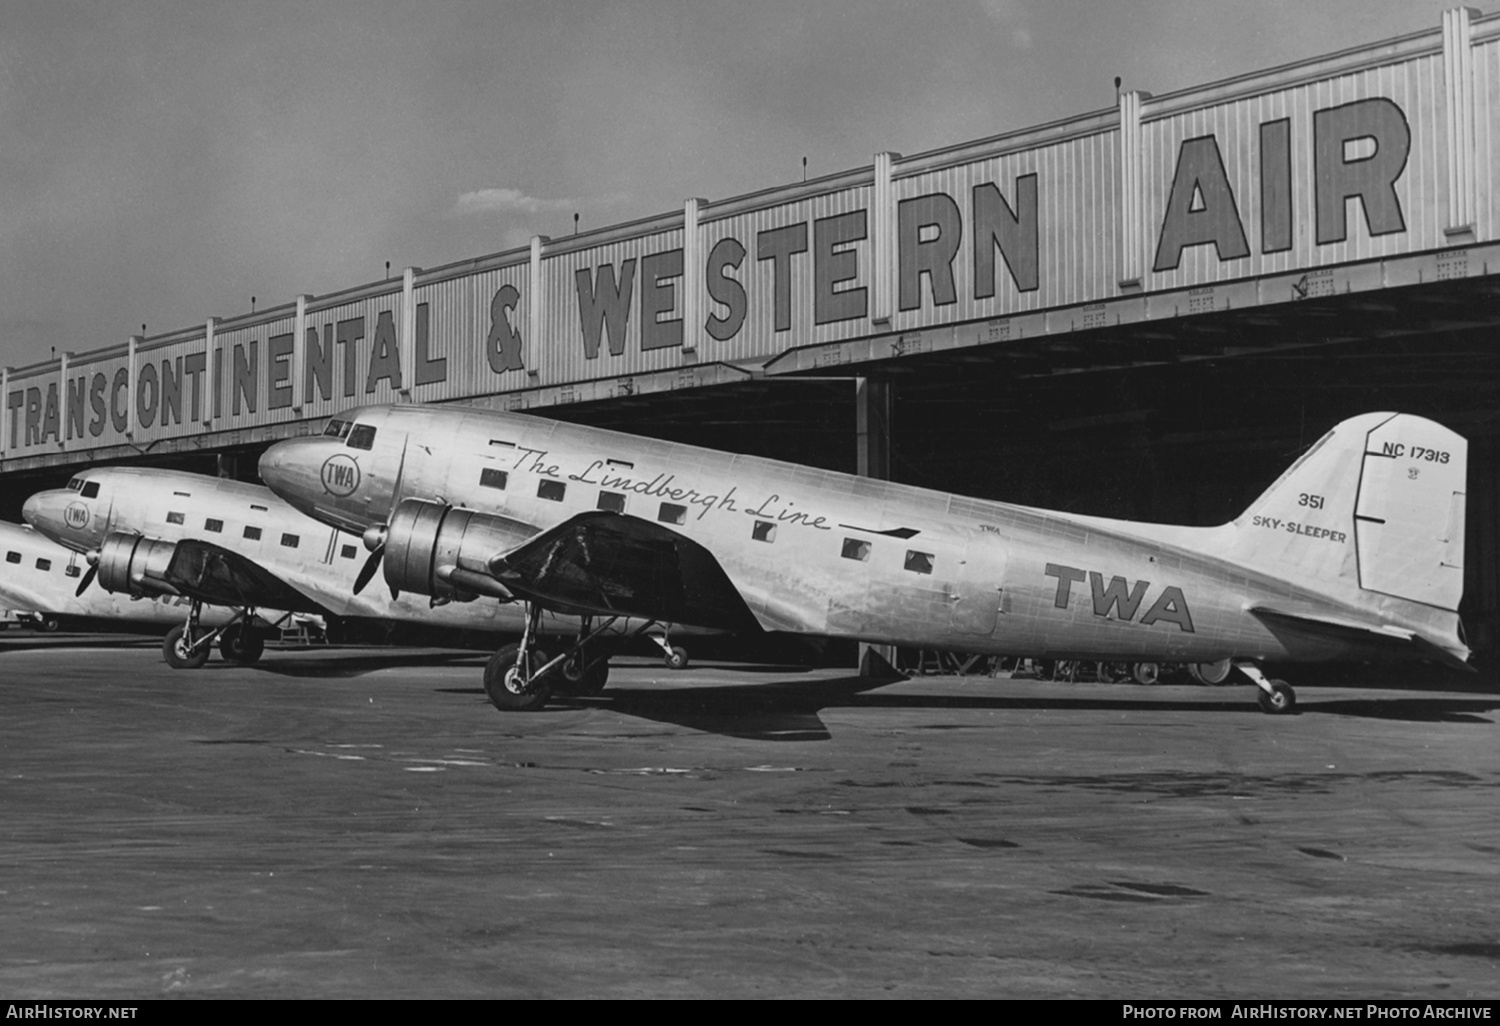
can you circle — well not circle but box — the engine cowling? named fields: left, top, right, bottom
left=95, top=532, right=181, bottom=597
left=382, top=499, right=536, bottom=601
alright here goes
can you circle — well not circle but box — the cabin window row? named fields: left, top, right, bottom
left=841, top=536, right=934, bottom=575
left=162, top=513, right=298, bottom=549
left=6, top=551, right=80, bottom=577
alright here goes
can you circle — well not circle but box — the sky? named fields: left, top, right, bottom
left=0, top=0, right=1470, bottom=371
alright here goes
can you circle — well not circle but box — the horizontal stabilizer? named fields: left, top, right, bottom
left=1249, top=605, right=1472, bottom=672
left=490, top=511, right=760, bottom=633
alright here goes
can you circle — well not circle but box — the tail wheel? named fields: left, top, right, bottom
left=664, top=646, right=689, bottom=670
left=163, top=625, right=210, bottom=670
left=1131, top=662, right=1160, bottom=685
left=484, top=643, right=553, bottom=712
left=219, top=623, right=265, bottom=664
left=1256, top=680, right=1297, bottom=715
left=38, top=616, right=61, bottom=633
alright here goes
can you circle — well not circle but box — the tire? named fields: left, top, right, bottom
left=1188, top=658, right=1234, bottom=686
left=219, top=623, right=265, bottom=664
left=1132, top=661, right=1160, bottom=685
left=483, top=643, right=553, bottom=712
left=1095, top=661, right=1129, bottom=683
left=38, top=616, right=60, bottom=633
left=554, top=650, right=610, bottom=696
left=1256, top=680, right=1297, bottom=715
left=163, top=625, right=210, bottom=670
left=664, top=646, right=689, bottom=670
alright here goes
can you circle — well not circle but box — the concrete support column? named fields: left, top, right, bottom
left=126, top=335, right=140, bottom=439
left=203, top=319, right=218, bottom=425
left=1, top=366, right=9, bottom=458
left=856, top=376, right=897, bottom=676
left=399, top=269, right=415, bottom=398
left=293, top=295, right=310, bottom=410
left=57, top=352, right=69, bottom=450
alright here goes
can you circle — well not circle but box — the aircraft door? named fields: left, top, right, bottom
left=948, top=530, right=1007, bottom=636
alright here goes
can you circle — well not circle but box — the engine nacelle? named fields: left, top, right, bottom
left=95, top=532, right=181, bottom=597
left=382, top=499, right=535, bottom=601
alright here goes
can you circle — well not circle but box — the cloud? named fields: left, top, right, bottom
left=979, top=0, right=1033, bottom=48
left=448, top=187, right=633, bottom=218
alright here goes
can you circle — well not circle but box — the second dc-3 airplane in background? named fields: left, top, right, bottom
left=21, top=467, right=677, bottom=682
left=256, top=403, right=1470, bottom=716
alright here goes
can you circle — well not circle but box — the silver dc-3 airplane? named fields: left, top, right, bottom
left=255, top=404, right=1470, bottom=716
left=21, top=467, right=673, bottom=679
left=0, top=519, right=235, bottom=635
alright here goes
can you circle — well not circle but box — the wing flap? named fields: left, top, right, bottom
left=489, top=511, right=759, bottom=632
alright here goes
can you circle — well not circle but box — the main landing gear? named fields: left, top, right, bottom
left=482, top=608, right=685, bottom=712
left=1236, top=661, right=1296, bottom=715
left=162, top=601, right=269, bottom=669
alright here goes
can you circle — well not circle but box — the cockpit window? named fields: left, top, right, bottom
left=324, top=419, right=353, bottom=440
left=67, top=478, right=82, bottom=491
left=347, top=424, right=377, bottom=451
left=81, top=481, right=99, bottom=499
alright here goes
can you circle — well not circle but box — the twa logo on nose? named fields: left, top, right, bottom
left=321, top=454, right=361, bottom=497
left=64, top=503, right=90, bottom=529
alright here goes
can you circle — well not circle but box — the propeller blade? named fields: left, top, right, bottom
left=74, top=563, right=98, bottom=598
left=353, top=547, right=383, bottom=596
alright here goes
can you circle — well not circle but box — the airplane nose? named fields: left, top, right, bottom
left=258, top=439, right=322, bottom=514
left=21, top=492, right=41, bottom=527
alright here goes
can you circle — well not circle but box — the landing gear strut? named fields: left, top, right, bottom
left=1236, top=661, right=1297, bottom=715
left=161, top=601, right=266, bottom=670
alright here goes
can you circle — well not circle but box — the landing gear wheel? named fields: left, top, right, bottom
left=219, top=623, right=265, bottom=664
left=1188, top=658, right=1233, bottom=686
left=163, top=625, right=210, bottom=670
left=484, top=643, right=553, bottom=712
left=664, top=645, right=689, bottom=670
left=38, top=616, right=60, bottom=633
left=1132, top=661, right=1160, bottom=685
left=555, top=650, right=610, bottom=696
left=1256, top=679, right=1297, bottom=715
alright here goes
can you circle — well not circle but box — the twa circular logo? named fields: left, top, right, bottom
left=321, top=454, right=361, bottom=497
left=64, top=502, right=90, bottom=529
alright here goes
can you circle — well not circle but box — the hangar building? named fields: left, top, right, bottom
left=4, top=9, right=1500, bottom=662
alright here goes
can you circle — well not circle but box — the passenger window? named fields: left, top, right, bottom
left=280, top=534, right=299, bottom=549
left=597, top=491, right=626, bottom=513
left=480, top=468, right=508, bottom=490
left=347, top=424, right=377, bottom=450
left=35, top=558, right=51, bottom=571
left=752, top=521, right=776, bottom=543
left=841, top=538, right=871, bottom=562
left=244, top=526, right=262, bottom=541
left=537, top=480, right=566, bottom=502
left=658, top=503, right=687, bottom=525
left=5, top=551, right=19, bottom=564
left=341, top=545, right=357, bottom=559
left=205, top=518, right=223, bottom=533
left=904, top=550, right=934, bottom=575
left=166, top=511, right=185, bottom=525
left=81, top=482, right=100, bottom=499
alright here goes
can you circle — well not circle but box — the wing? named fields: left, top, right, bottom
left=488, top=511, right=760, bottom=633
left=1248, top=605, right=1473, bottom=672
left=164, top=539, right=329, bottom=614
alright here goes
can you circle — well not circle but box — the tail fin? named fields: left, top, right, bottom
left=1229, top=412, right=1466, bottom=611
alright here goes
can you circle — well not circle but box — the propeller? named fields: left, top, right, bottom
left=352, top=524, right=388, bottom=596
left=352, top=435, right=409, bottom=598
left=73, top=550, right=100, bottom=598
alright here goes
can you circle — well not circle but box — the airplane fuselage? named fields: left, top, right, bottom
left=261, top=404, right=1466, bottom=666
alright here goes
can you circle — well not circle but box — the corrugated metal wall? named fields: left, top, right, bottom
left=3, top=9, right=1495, bottom=464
